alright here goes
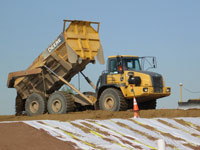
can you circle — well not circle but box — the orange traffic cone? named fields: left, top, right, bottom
left=133, top=97, right=139, bottom=118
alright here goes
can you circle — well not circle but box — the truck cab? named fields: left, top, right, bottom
left=96, top=55, right=171, bottom=110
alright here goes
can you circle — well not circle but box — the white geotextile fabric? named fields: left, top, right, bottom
left=3, top=117, right=199, bottom=150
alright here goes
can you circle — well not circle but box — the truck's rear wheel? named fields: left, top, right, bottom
left=25, top=93, right=46, bottom=116
left=15, top=94, right=24, bottom=116
left=47, top=91, right=74, bottom=114
left=99, top=88, right=128, bottom=111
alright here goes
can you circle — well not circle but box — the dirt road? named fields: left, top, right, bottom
left=0, top=109, right=200, bottom=122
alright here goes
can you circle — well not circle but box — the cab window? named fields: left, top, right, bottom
left=123, top=58, right=141, bottom=71
left=109, top=59, right=118, bottom=73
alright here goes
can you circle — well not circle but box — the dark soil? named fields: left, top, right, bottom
left=0, top=109, right=200, bottom=122
left=0, top=122, right=76, bottom=150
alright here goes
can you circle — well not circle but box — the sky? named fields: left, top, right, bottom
left=0, top=0, right=200, bottom=115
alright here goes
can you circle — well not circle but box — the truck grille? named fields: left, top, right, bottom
left=151, top=76, right=163, bottom=93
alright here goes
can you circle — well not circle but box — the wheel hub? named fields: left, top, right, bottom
left=52, top=99, right=62, bottom=112
left=104, top=97, right=115, bottom=109
left=30, top=101, right=39, bottom=113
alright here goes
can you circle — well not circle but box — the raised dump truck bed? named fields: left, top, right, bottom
left=7, top=20, right=104, bottom=115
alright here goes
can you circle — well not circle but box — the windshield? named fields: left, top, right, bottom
left=123, top=57, right=141, bottom=71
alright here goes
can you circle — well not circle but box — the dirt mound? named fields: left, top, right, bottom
left=0, top=122, right=76, bottom=150
left=0, top=109, right=200, bottom=122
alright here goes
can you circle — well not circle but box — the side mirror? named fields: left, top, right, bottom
left=153, top=57, right=156, bottom=68
left=139, top=56, right=157, bottom=70
left=152, top=57, right=157, bottom=68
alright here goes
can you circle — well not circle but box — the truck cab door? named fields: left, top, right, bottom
left=107, top=58, right=123, bottom=84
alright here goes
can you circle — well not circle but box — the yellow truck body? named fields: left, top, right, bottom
left=7, top=20, right=104, bottom=100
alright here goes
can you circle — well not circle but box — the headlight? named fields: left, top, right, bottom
left=167, top=88, right=171, bottom=92
left=143, top=88, right=148, bottom=92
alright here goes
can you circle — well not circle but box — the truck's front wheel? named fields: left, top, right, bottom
left=99, top=88, right=127, bottom=111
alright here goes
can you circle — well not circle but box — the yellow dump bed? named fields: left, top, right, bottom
left=7, top=20, right=104, bottom=100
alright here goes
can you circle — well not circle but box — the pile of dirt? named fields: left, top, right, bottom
left=0, top=109, right=200, bottom=122
left=0, top=122, right=76, bottom=150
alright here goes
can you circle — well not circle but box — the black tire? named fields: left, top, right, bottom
left=25, top=93, right=46, bottom=116
left=15, top=94, right=24, bottom=116
left=47, top=91, right=74, bottom=114
left=138, top=99, right=157, bottom=110
left=99, top=88, right=128, bottom=111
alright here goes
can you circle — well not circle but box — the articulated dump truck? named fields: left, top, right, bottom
left=7, top=20, right=171, bottom=116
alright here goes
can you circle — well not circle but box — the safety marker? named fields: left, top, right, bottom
left=133, top=97, right=139, bottom=118
left=157, top=139, right=165, bottom=150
